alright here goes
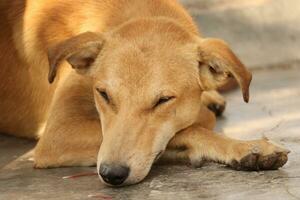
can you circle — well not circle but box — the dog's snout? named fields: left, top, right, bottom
left=99, top=164, right=130, bottom=185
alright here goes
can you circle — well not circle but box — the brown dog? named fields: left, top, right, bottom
left=0, top=0, right=289, bottom=186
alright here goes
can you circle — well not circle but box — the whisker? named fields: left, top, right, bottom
left=62, top=171, right=98, bottom=179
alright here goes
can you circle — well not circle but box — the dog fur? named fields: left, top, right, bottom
left=0, top=0, right=289, bottom=186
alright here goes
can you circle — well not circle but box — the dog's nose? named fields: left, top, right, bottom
left=99, top=164, right=129, bottom=185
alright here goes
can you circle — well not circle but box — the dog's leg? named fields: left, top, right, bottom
left=166, top=125, right=289, bottom=170
left=202, top=90, right=226, bottom=116
left=34, top=76, right=101, bottom=168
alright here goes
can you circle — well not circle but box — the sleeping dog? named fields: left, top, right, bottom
left=0, top=0, right=289, bottom=186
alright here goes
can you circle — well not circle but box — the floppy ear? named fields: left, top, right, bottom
left=47, top=32, right=104, bottom=83
left=197, top=38, right=252, bottom=102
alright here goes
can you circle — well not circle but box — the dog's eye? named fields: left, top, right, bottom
left=96, top=88, right=110, bottom=103
left=154, top=96, right=175, bottom=108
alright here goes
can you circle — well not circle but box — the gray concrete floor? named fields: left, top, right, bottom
left=1, top=67, right=300, bottom=200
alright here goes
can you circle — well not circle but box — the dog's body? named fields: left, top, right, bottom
left=0, top=0, right=289, bottom=186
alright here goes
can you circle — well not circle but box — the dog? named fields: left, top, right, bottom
left=0, top=0, right=289, bottom=186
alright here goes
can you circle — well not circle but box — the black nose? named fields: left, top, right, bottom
left=99, top=164, right=130, bottom=185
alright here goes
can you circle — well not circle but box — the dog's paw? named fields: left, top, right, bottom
left=229, top=139, right=290, bottom=171
left=190, top=157, right=206, bottom=168
left=202, top=90, right=226, bottom=116
left=187, top=149, right=207, bottom=168
left=230, top=152, right=288, bottom=171
left=208, top=103, right=226, bottom=116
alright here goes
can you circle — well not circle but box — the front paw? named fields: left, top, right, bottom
left=208, top=103, right=226, bottom=116
left=187, top=150, right=206, bottom=168
left=229, top=139, right=290, bottom=171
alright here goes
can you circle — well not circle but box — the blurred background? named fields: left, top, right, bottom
left=178, top=0, right=300, bottom=147
left=180, top=0, right=300, bottom=69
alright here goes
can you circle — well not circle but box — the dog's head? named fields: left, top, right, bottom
left=47, top=19, right=251, bottom=186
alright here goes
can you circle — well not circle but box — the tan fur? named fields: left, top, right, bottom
left=0, top=0, right=288, bottom=186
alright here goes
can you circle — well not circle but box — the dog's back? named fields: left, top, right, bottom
left=0, top=1, right=50, bottom=137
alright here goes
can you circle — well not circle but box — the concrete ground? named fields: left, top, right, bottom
left=1, top=0, right=300, bottom=200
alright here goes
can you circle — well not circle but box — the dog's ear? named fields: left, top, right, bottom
left=197, top=38, right=252, bottom=102
left=47, top=32, right=104, bottom=83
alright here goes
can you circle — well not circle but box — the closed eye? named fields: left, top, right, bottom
left=96, top=88, right=110, bottom=103
left=153, top=96, right=175, bottom=108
